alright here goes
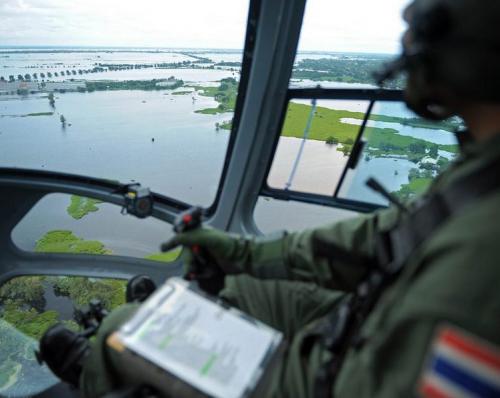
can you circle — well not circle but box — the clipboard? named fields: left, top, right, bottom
left=107, top=277, right=285, bottom=398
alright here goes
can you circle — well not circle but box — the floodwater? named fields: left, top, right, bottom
left=1, top=48, right=459, bottom=253
left=2, top=84, right=458, bottom=255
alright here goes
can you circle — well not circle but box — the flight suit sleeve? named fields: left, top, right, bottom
left=248, top=205, right=401, bottom=291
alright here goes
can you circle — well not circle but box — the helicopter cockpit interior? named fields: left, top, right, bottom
left=0, top=0, right=462, bottom=396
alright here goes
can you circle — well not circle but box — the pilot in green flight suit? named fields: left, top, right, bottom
left=78, top=0, right=500, bottom=396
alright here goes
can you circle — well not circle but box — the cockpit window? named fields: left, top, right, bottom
left=0, top=0, right=250, bottom=208
left=256, top=0, right=462, bottom=225
left=290, top=0, right=410, bottom=89
left=11, top=193, right=181, bottom=261
left=0, top=275, right=126, bottom=397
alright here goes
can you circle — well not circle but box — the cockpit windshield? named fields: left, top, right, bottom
left=0, top=0, right=250, bottom=208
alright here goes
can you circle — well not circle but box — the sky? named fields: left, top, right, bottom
left=0, top=0, right=411, bottom=53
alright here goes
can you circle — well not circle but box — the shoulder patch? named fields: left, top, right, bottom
left=419, top=325, right=500, bottom=398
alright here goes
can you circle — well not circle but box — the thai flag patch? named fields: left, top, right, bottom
left=419, top=325, right=500, bottom=398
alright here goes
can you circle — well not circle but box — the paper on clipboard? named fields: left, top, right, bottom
left=117, top=278, right=283, bottom=398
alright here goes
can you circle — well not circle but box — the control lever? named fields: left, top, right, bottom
left=171, top=207, right=225, bottom=295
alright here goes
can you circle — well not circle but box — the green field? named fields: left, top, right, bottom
left=67, top=195, right=102, bottom=219
left=282, top=102, right=389, bottom=141
left=282, top=102, right=459, bottom=158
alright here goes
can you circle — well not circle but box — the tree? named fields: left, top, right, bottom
left=60, top=115, right=66, bottom=128
left=33, top=73, right=38, bottom=79
left=47, top=72, right=52, bottom=78
left=428, top=144, right=439, bottom=158
left=48, top=93, right=55, bottom=108
left=326, top=136, right=339, bottom=145
left=408, top=142, right=426, bottom=154
left=0, top=76, right=5, bottom=82
left=24, top=73, right=31, bottom=80
left=40, top=73, right=45, bottom=79
left=17, top=74, right=24, bottom=81
left=215, top=122, right=220, bottom=131
left=9, top=75, right=15, bottom=82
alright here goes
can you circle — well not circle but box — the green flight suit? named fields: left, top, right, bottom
left=81, top=134, right=500, bottom=397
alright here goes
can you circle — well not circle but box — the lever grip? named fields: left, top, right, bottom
left=173, top=207, right=225, bottom=295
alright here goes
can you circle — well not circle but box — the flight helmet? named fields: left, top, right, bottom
left=377, top=0, right=500, bottom=120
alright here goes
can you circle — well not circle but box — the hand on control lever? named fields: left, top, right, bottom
left=160, top=207, right=247, bottom=295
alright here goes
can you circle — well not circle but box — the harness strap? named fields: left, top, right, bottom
left=386, top=152, right=500, bottom=274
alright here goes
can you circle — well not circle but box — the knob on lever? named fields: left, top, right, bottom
left=172, top=207, right=225, bottom=295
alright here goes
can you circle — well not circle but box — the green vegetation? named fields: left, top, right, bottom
left=35, top=230, right=111, bottom=255
left=85, top=78, right=183, bottom=92
left=282, top=102, right=395, bottom=156
left=393, top=168, right=435, bottom=201
left=0, top=276, right=44, bottom=306
left=0, top=276, right=126, bottom=339
left=369, top=114, right=464, bottom=133
left=192, top=78, right=238, bottom=114
left=0, top=274, right=127, bottom=391
left=215, top=61, right=242, bottom=67
left=172, top=91, right=193, bottom=95
left=50, top=276, right=126, bottom=309
left=292, top=57, right=405, bottom=89
left=326, top=136, right=339, bottom=145
left=67, top=195, right=102, bottom=220
left=363, top=129, right=456, bottom=161
left=48, top=92, right=55, bottom=108
left=3, top=305, right=59, bottom=340
left=1, top=112, right=54, bottom=118
left=146, top=248, right=182, bottom=263
left=220, top=120, right=232, bottom=130
left=25, top=112, right=54, bottom=117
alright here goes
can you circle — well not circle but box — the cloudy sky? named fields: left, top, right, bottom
left=0, top=0, right=411, bottom=53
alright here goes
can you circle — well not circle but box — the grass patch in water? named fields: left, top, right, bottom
left=67, top=195, right=102, bottom=220
left=35, top=230, right=111, bottom=255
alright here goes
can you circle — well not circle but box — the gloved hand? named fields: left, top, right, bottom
left=161, top=227, right=250, bottom=276
left=162, top=226, right=289, bottom=284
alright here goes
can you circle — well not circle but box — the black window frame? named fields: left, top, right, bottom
left=260, top=87, right=405, bottom=213
left=205, top=0, right=262, bottom=216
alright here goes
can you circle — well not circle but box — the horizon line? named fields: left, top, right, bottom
left=0, top=45, right=395, bottom=56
